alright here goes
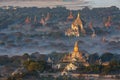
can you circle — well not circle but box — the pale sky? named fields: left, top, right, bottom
left=0, top=0, right=120, bottom=10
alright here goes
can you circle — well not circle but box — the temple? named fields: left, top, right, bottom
left=25, top=16, right=31, bottom=24
left=104, top=16, right=112, bottom=28
left=40, top=18, right=45, bottom=25
left=45, top=13, right=50, bottom=21
left=65, top=13, right=86, bottom=37
left=58, top=41, right=89, bottom=71
left=72, top=13, right=86, bottom=34
left=40, top=13, right=50, bottom=26
left=61, top=41, right=89, bottom=66
left=67, top=11, right=74, bottom=21
left=88, top=22, right=96, bottom=38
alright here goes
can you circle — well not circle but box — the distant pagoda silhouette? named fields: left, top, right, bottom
left=67, top=11, right=74, bottom=21
left=104, top=16, right=112, bottom=28
left=40, top=13, right=50, bottom=26
left=25, top=16, right=31, bottom=24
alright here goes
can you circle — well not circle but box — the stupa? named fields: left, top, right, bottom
left=104, top=16, right=112, bottom=28
left=61, top=41, right=89, bottom=66
left=25, top=16, right=31, bottom=24
left=67, top=11, right=74, bottom=21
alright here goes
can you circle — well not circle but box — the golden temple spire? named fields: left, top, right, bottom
left=74, top=41, right=79, bottom=52
left=77, top=13, right=80, bottom=19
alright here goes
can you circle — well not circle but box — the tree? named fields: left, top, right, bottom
left=23, top=60, right=46, bottom=72
left=27, top=62, right=40, bottom=72
left=88, top=53, right=99, bottom=64
left=101, top=60, right=120, bottom=74
left=100, top=52, right=114, bottom=62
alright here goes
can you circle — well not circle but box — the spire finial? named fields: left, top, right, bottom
left=74, top=41, right=79, bottom=52
left=77, top=13, right=80, bottom=18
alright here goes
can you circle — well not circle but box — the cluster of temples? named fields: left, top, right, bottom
left=24, top=13, right=50, bottom=25
left=65, top=11, right=112, bottom=37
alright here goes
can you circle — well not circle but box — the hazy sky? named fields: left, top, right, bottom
left=0, top=0, right=120, bottom=10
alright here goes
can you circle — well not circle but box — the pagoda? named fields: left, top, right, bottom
left=40, top=18, right=45, bottom=25
left=88, top=22, right=96, bottom=38
left=60, top=41, right=89, bottom=67
left=25, top=16, right=31, bottom=24
left=67, top=11, right=74, bottom=21
left=40, top=13, right=50, bottom=26
left=65, top=13, right=86, bottom=37
left=104, top=16, right=112, bottom=28
left=72, top=13, right=86, bottom=34
left=45, top=13, right=50, bottom=21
